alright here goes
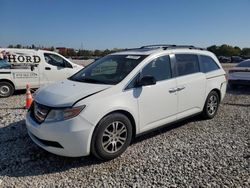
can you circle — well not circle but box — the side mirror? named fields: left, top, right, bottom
left=136, top=75, right=156, bottom=87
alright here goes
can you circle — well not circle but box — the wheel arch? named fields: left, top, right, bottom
left=97, top=110, right=137, bottom=139
left=209, top=88, right=221, bottom=102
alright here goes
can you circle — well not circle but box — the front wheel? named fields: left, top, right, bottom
left=0, top=82, right=14, bottom=98
left=202, top=91, right=220, bottom=119
left=91, top=113, right=132, bottom=160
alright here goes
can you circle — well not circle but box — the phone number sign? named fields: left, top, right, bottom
left=13, top=72, right=38, bottom=79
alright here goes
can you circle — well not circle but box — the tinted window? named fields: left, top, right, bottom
left=200, top=55, right=220, bottom=73
left=141, top=55, right=171, bottom=81
left=175, top=54, right=199, bottom=76
left=236, top=60, right=250, bottom=67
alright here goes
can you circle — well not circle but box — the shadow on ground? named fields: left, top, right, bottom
left=0, top=86, right=248, bottom=178
left=0, top=114, right=198, bottom=178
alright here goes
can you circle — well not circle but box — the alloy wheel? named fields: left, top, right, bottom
left=101, top=121, right=128, bottom=154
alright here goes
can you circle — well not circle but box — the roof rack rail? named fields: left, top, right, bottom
left=140, top=44, right=205, bottom=50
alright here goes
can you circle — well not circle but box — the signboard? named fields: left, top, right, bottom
left=12, top=72, right=38, bottom=79
left=0, top=50, right=41, bottom=64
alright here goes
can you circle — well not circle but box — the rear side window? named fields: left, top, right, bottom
left=141, top=55, right=171, bottom=81
left=175, top=54, right=199, bottom=76
left=199, top=55, right=220, bottom=73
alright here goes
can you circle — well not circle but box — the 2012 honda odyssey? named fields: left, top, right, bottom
left=26, top=45, right=227, bottom=160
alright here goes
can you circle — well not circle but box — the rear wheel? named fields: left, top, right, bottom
left=202, top=91, right=220, bottom=119
left=0, top=82, right=14, bottom=97
left=91, top=113, right=132, bottom=160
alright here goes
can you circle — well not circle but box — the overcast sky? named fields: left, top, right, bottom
left=1, top=0, right=250, bottom=49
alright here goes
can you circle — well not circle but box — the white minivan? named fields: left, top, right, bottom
left=0, top=48, right=82, bottom=97
left=26, top=45, right=227, bottom=160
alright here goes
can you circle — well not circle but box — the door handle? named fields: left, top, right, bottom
left=177, top=86, right=185, bottom=91
left=45, top=67, right=51, bottom=70
left=169, top=88, right=177, bottom=93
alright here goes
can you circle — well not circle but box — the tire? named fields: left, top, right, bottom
left=202, top=91, right=220, bottom=119
left=91, top=113, right=133, bottom=161
left=0, top=81, right=14, bottom=98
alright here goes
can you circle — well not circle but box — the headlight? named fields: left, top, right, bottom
left=45, top=105, right=85, bottom=122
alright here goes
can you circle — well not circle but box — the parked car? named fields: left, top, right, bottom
left=218, top=56, right=231, bottom=63
left=26, top=45, right=227, bottom=160
left=231, top=56, right=244, bottom=63
left=228, top=59, right=250, bottom=89
left=0, top=48, right=83, bottom=97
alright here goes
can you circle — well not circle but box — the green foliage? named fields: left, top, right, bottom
left=207, top=44, right=243, bottom=56
left=241, top=48, right=250, bottom=56
left=5, top=44, right=250, bottom=58
left=16, top=44, right=22, bottom=48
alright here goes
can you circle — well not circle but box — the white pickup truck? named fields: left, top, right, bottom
left=0, top=48, right=83, bottom=97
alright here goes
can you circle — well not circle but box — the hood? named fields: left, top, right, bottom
left=34, top=79, right=111, bottom=107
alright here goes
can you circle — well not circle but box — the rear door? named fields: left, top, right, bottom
left=136, top=55, right=178, bottom=133
left=40, top=53, right=73, bottom=85
left=174, top=54, right=206, bottom=119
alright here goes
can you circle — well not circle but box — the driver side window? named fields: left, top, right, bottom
left=44, top=53, right=72, bottom=68
left=141, top=55, right=172, bottom=81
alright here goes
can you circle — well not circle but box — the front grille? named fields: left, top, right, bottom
left=31, top=102, right=50, bottom=124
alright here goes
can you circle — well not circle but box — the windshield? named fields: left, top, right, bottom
left=236, top=60, right=250, bottom=67
left=69, top=55, right=147, bottom=85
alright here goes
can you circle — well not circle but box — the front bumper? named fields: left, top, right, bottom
left=26, top=112, right=95, bottom=157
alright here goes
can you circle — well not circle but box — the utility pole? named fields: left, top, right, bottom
left=81, top=42, right=83, bottom=50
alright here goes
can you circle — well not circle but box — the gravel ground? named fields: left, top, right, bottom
left=0, top=87, right=249, bottom=188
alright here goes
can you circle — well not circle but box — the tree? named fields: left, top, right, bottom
left=207, top=45, right=219, bottom=55
left=207, top=45, right=242, bottom=56
left=103, top=49, right=111, bottom=56
left=241, top=48, right=250, bottom=56
left=67, top=48, right=77, bottom=56
left=94, top=49, right=102, bottom=57
left=16, top=44, right=22, bottom=48
left=77, top=49, right=93, bottom=57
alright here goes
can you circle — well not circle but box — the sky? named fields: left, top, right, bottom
left=0, top=0, right=250, bottom=50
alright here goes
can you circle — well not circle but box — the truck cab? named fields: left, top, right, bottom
left=0, top=48, right=83, bottom=97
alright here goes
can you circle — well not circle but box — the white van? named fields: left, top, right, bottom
left=26, top=45, right=227, bottom=160
left=0, top=48, right=83, bottom=97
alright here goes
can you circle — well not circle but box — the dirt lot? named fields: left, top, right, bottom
left=0, top=63, right=249, bottom=187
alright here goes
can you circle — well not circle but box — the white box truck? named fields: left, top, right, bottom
left=0, top=48, right=83, bottom=97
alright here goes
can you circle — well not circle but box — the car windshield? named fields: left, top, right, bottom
left=236, top=60, right=250, bottom=67
left=69, top=55, right=147, bottom=85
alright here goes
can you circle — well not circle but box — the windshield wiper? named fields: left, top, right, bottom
left=77, top=77, right=109, bottom=84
